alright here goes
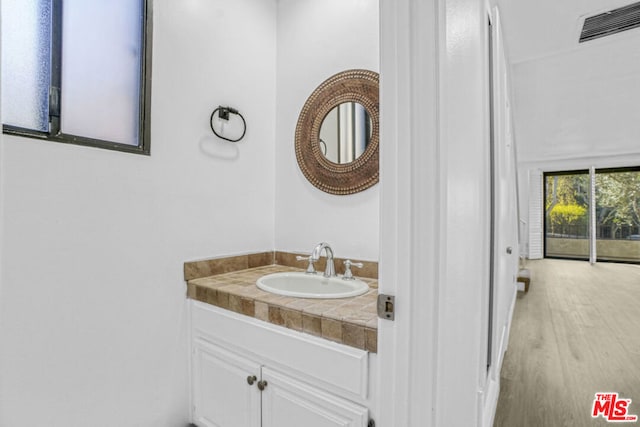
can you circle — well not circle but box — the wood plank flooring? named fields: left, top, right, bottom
left=494, top=259, right=640, bottom=427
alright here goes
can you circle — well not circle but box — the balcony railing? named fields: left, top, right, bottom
left=545, top=224, right=640, bottom=240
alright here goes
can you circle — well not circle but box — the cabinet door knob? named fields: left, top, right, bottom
left=247, top=375, right=257, bottom=385
left=257, top=380, right=268, bottom=391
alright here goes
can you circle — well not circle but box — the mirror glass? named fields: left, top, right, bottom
left=319, top=102, right=372, bottom=164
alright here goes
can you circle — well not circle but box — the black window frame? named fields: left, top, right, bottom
left=543, top=169, right=590, bottom=261
left=2, top=0, right=153, bottom=155
left=543, top=166, right=640, bottom=264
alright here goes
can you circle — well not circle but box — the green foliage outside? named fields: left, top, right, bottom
left=545, top=171, right=640, bottom=238
left=545, top=175, right=589, bottom=235
left=596, top=172, right=640, bottom=229
left=549, top=204, right=587, bottom=228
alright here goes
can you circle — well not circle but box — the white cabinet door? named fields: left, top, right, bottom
left=192, top=339, right=261, bottom=427
left=261, top=367, right=369, bottom=427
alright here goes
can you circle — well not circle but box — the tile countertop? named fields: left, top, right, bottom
left=186, top=264, right=378, bottom=353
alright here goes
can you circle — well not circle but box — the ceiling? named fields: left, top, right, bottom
left=496, top=0, right=638, bottom=63
left=496, top=0, right=640, bottom=165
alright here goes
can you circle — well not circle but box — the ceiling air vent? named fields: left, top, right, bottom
left=580, top=1, right=640, bottom=42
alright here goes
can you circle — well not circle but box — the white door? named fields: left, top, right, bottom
left=192, top=339, right=262, bottom=427
left=490, top=31, right=519, bottom=370
left=261, top=367, right=368, bottom=427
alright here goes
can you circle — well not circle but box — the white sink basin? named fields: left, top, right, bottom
left=256, top=272, right=369, bottom=299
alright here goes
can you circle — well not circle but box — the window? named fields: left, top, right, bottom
left=1, top=0, right=152, bottom=154
left=544, top=170, right=590, bottom=260
left=595, top=168, right=640, bottom=263
left=543, top=167, right=640, bottom=263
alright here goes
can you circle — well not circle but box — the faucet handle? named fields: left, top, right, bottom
left=342, top=260, right=363, bottom=280
left=296, top=255, right=317, bottom=274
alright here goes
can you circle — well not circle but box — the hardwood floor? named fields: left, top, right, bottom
left=494, top=259, right=640, bottom=427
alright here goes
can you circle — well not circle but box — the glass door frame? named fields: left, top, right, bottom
left=543, top=166, right=640, bottom=264
left=543, top=169, right=591, bottom=261
left=594, top=166, right=640, bottom=264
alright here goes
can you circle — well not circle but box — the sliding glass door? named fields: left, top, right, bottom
left=595, top=168, right=640, bottom=263
left=544, top=171, right=590, bottom=260
left=544, top=167, right=640, bottom=263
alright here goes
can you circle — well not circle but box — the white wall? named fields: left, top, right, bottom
left=0, top=4, right=3, bottom=393
left=274, top=0, right=380, bottom=262
left=513, top=34, right=640, bottom=165
left=512, top=31, right=640, bottom=257
left=0, top=1, right=276, bottom=426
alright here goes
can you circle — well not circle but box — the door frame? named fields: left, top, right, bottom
left=377, top=0, right=441, bottom=425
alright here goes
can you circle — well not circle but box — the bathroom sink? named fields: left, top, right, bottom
left=256, top=272, right=369, bottom=299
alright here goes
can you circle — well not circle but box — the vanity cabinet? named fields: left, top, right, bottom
left=192, top=339, right=261, bottom=427
left=190, top=301, right=374, bottom=427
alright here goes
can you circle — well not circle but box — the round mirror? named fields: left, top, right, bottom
left=295, top=69, right=379, bottom=195
left=319, top=102, right=372, bottom=164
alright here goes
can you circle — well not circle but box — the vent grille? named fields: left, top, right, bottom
left=580, top=1, right=640, bottom=42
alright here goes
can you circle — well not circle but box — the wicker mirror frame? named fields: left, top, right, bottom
left=295, top=69, right=379, bottom=195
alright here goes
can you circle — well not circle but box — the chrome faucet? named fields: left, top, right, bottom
left=310, top=242, right=336, bottom=278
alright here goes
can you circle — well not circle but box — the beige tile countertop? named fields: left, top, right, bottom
left=185, top=252, right=378, bottom=353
